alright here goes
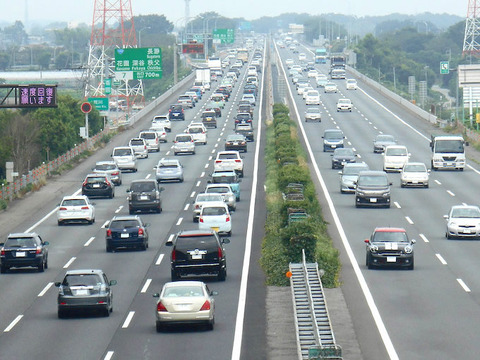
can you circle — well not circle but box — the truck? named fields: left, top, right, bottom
left=315, top=48, right=327, bottom=64
left=195, top=68, right=211, bottom=91
left=330, top=54, right=346, bottom=69
left=430, top=134, right=468, bottom=171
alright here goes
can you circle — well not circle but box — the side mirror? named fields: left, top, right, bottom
left=43, top=241, right=50, bottom=245
left=389, top=182, right=393, bottom=186
left=364, top=239, right=370, bottom=244
left=153, top=293, right=160, bottom=298
left=211, top=291, right=219, bottom=296
left=109, top=280, right=117, bottom=286
left=126, top=189, right=131, bottom=193
left=144, top=223, right=150, bottom=227
left=54, top=282, right=61, bottom=287
left=207, top=180, right=212, bottom=184
left=165, top=241, right=173, bottom=246
left=222, top=238, right=231, bottom=244
left=443, top=215, right=449, bottom=219
left=411, top=239, right=416, bottom=244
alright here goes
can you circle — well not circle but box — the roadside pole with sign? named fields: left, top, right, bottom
left=81, top=102, right=92, bottom=146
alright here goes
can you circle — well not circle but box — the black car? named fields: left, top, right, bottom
left=167, top=230, right=230, bottom=281
left=365, top=228, right=415, bottom=270
left=238, top=104, right=253, bottom=117
left=82, top=173, right=115, bottom=198
left=127, top=179, right=164, bottom=214
left=55, top=269, right=117, bottom=318
left=168, top=104, right=185, bottom=121
left=225, top=134, right=247, bottom=152
left=234, top=112, right=253, bottom=128
left=235, top=123, right=254, bottom=142
left=373, top=134, right=397, bottom=153
left=0, top=233, right=49, bottom=273
left=355, top=171, right=392, bottom=208
left=202, top=110, right=217, bottom=129
left=331, top=148, right=357, bottom=169
left=205, top=106, right=222, bottom=117
left=105, top=215, right=149, bottom=252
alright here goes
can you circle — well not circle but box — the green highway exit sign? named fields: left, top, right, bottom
left=440, top=61, right=449, bottom=75
left=115, top=47, right=163, bottom=80
left=88, top=97, right=109, bottom=111
left=213, top=29, right=235, bottom=44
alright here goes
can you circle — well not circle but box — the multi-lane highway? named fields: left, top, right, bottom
left=276, top=41, right=480, bottom=359
left=0, top=43, right=268, bottom=360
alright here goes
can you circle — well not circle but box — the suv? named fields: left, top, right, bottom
left=112, top=146, right=137, bottom=172
left=55, top=269, right=117, bottom=318
left=129, top=138, right=148, bottom=159
left=155, top=158, right=184, bottom=183
left=173, top=134, right=196, bottom=155
left=166, top=230, right=230, bottom=281
left=235, top=123, right=254, bottom=142
left=0, top=233, right=49, bottom=273
left=92, top=161, right=122, bottom=185
left=105, top=215, right=150, bottom=251
left=82, top=173, right=115, bottom=198
left=127, top=179, right=164, bottom=214
left=234, top=113, right=253, bottom=128
left=139, top=130, right=161, bottom=152
left=355, top=171, right=392, bottom=208
left=214, top=151, right=244, bottom=177
left=322, top=129, right=345, bottom=152
left=168, top=104, right=185, bottom=121
left=152, top=115, right=171, bottom=132
left=364, top=228, right=415, bottom=270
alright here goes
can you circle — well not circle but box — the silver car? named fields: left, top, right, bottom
left=92, top=161, right=122, bottom=185
left=112, top=146, right=137, bottom=172
left=155, top=159, right=184, bottom=183
left=444, top=205, right=480, bottom=239
left=173, top=134, right=195, bottom=155
left=139, top=130, right=161, bottom=152
left=205, top=184, right=236, bottom=211
left=339, top=162, right=370, bottom=193
left=400, top=162, right=429, bottom=188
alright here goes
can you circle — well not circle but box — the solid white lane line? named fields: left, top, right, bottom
left=176, top=218, right=183, bottom=226
left=436, top=254, right=447, bottom=265
left=4, top=315, right=23, bottom=332
left=156, top=253, right=165, bottom=266
left=457, top=279, right=471, bottom=292
left=190, top=191, right=196, bottom=198
left=141, top=279, right=152, bottom=293
left=115, top=206, right=123, bottom=213
left=394, top=202, right=401, bottom=209
left=102, top=220, right=109, bottom=228
left=84, top=237, right=95, bottom=247
left=184, top=203, right=190, bottom=211
left=196, top=181, right=201, bottom=187
left=63, top=257, right=76, bottom=269
left=25, top=206, right=60, bottom=233
left=419, top=234, right=429, bottom=243
left=405, top=216, right=414, bottom=225
left=447, top=190, right=455, bottom=197
left=104, top=352, right=114, bottom=360
left=435, top=179, right=441, bottom=185
left=38, top=282, right=54, bottom=297
left=122, top=311, right=135, bottom=328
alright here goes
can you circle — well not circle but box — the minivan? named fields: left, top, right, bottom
left=322, top=129, right=345, bottom=152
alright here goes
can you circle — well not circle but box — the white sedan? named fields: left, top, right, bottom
left=198, top=202, right=232, bottom=236
left=400, top=162, right=429, bottom=188
left=57, top=195, right=95, bottom=225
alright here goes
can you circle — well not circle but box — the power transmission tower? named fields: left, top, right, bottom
left=84, top=0, right=144, bottom=112
left=463, top=0, right=480, bottom=56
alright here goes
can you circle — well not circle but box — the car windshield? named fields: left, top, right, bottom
left=61, top=199, right=87, bottom=206
left=5, top=237, right=36, bottom=247
left=373, top=231, right=408, bottom=242
left=114, top=148, right=132, bottom=156
left=434, top=140, right=464, bottom=154
left=343, top=165, right=369, bottom=175
left=130, top=182, right=155, bottom=192
left=202, top=206, right=227, bottom=216
left=109, top=220, right=140, bottom=229
left=376, top=135, right=395, bottom=143
left=451, top=207, right=480, bottom=218
left=404, top=164, right=426, bottom=172
left=63, top=274, right=102, bottom=287
left=386, top=148, right=407, bottom=156
left=163, top=285, right=204, bottom=298
left=357, top=175, right=388, bottom=186
left=334, top=149, right=354, bottom=156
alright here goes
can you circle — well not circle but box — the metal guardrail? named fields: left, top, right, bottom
left=290, top=250, right=342, bottom=360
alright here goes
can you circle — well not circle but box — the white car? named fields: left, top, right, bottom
left=214, top=151, right=244, bottom=177
left=336, top=98, right=352, bottom=112
left=139, top=130, right=161, bottom=152
left=307, top=69, right=319, bottom=78
left=285, top=58, right=294, bottom=68
left=205, top=184, right=236, bottom=211
left=185, top=125, right=207, bottom=145
left=241, top=94, right=256, bottom=106
left=305, top=90, right=321, bottom=105
left=192, top=193, right=225, bottom=222
left=57, top=195, right=95, bottom=225
left=302, top=86, right=315, bottom=100
left=324, top=82, right=338, bottom=93
left=297, top=83, right=309, bottom=95
left=152, top=115, right=171, bottom=132
left=173, top=134, right=195, bottom=155
left=128, top=138, right=148, bottom=159
left=383, top=145, right=410, bottom=172
left=298, top=53, right=307, bottom=61
left=400, top=162, right=429, bottom=188
left=198, top=202, right=232, bottom=235
left=112, top=146, right=137, bottom=172
left=346, top=79, right=358, bottom=90
left=444, top=205, right=480, bottom=239
left=148, top=126, right=167, bottom=143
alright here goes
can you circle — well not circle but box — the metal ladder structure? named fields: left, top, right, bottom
left=289, top=251, right=342, bottom=359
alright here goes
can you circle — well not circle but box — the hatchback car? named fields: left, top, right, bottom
left=155, top=158, right=184, bottom=183
left=365, top=228, right=415, bottom=269
left=139, top=130, right=161, bottom=152
left=400, top=162, right=429, bottom=188
left=235, top=124, right=254, bottom=142
left=305, top=107, right=322, bottom=122
left=373, top=134, right=397, bottom=153
left=199, top=202, right=232, bottom=236
left=105, top=215, right=150, bottom=251
left=55, top=269, right=117, bottom=318
left=192, top=193, right=225, bottom=222
left=225, top=134, right=247, bottom=153
left=0, top=233, right=49, bottom=273
left=331, top=148, right=357, bottom=169
left=173, top=134, right=196, bottom=155
left=383, top=145, right=410, bottom=172
left=336, top=98, right=353, bottom=112
left=112, top=146, right=137, bottom=172
left=214, top=151, right=244, bottom=177
left=355, top=171, right=392, bottom=208
left=57, top=195, right=95, bottom=225
left=444, top=205, right=480, bottom=239
left=92, top=161, right=122, bottom=185
left=205, top=184, right=236, bottom=211
left=127, top=179, right=164, bottom=214
left=153, top=281, right=217, bottom=331
left=339, top=162, right=370, bottom=193
left=82, top=173, right=115, bottom=198
left=168, top=104, right=185, bottom=121
left=128, top=137, right=149, bottom=159
left=166, top=230, right=230, bottom=281
left=322, top=129, right=345, bottom=152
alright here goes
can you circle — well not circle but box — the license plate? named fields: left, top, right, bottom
left=93, top=184, right=100, bottom=188
left=140, top=195, right=149, bottom=200
left=211, top=227, right=220, bottom=232
left=331, top=145, right=337, bottom=148
left=370, top=198, right=377, bottom=203
left=191, top=254, right=203, bottom=260
left=74, top=289, right=89, bottom=296
left=463, top=229, right=472, bottom=234
left=387, top=256, right=397, bottom=263
left=15, top=251, right=26, bottom=257
left=412, top=180, right=418, bottom=184
left=121, top=233, right=129, bottom=238
left=176, top=304, right=191, bottom=311
left=444, top=162, right=454, bottom=167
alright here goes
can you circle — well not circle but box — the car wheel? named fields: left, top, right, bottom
left=366, top=254, right=374, bottom=269
left=38, top=260, right=45, bottom=272
left=157, top=205, right=162, bottom=214
left=58, top=308, right=67, bottom=319
left=193, top=217, right=198, bottom=223
left=103, top=307, right=110, bottom=317
left=156, top=321, right=163, bottom=332
left=110, top=190, right=115, bottom=199
left=171, top=270, right=179, bottom=281
left=400, top=183, right=405, bottom=188
left=207, top=318, right=215, bottom=330
left=192, top=151, right=196, bottom=155
left=218, top=268, right=227, bottom=281
left=106, top=244, right=113, bottom=252
left=58, top=220, right=63, bottom=226
left=425, top=184, right=429, bottom=188
left=408, top=258, right=414, bottom=270
left=0, top=265, right=7, bottom=273
left=446, top=232, right=452, bottom=239
left=44, top=258, right=48, bottom=269
left=140, top=242, right=147, bottom=251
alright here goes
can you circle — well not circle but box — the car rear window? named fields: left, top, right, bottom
left=130, top=139, right=144, bottom=145
left=61, top=199, right=87, bottom=206
left=202, top=206, right=227, bottom=216
left=86, top=176, right=106, bottom=183
left=95, top=164, right=116, bottom=170
left=5, top=237, right=36, bottom=247
left=188, top=127, right=203, bottom=133
left=114, top=148, right=132, bottom=156
left=175, top=235, right=217, bottom=250
left=176, top=135, right=192, bottom=142
left=164, top=285, right=203, bottom=297
left=213, top=175, right=235, bottom=184
left=207, top=187, right=228, bottom=194
left=218, top=153, right=238, bottom=159
left=63, top=274, right=102, bottom=286
left=130, top=182, right=156, bottom=192
left=109, top=220, right=140, bottom=229
left=140, top=133, right=156, bottom=139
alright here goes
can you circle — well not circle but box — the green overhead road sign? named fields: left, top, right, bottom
left=88, top=97, right=109, bottom=111
left=114, top=47, right=163, bottom=80
left=213, top=29, right=235, bottom=44
left=104, top=78, right=112, bottom=95
left=440, top=61, right=449, bottom=75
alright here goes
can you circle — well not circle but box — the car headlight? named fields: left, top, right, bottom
left=356, top=191, right=365, bottom=196
left=404, top=245, right=413, bottom=254
left=449, top=221, right=457, bottom=228
left=383, top=191, right=390, bottom=197
left=369, top=245, right=378, bottom=253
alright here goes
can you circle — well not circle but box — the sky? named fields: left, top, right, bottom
left=3, top=0, right=466, bottom=28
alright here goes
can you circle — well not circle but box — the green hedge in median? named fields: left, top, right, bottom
left=260, top=104, right=340, bottom=287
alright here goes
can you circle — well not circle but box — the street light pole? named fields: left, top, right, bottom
left=138, top=27, right=150, bottom=48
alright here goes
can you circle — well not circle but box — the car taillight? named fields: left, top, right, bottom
left=215, top=160, right=222, bottom=163
left=235, top=160, right=241, bottom=163
left=82, top=180, right=88, bottom=186
left=157, top=301, right=168, bottom=312
left=199, top=217, right=204, bottom=223
left=226, top=216, right=230, bottom=222
left=111, top=171, right=119, bottom=176
left=218, top=247, right=223, bottom=258
left=171, top=250, right=177, bottom=261
left=106, top=229, right=112, bottom=237
left=1, top=249, right=5, bottom=256
left=144, top=145, right=147, bottom=150
left=138, top=228, right=144, bottom=236
left=191, top=140, right=194, bottom=143
left=200, top=300, right=211, bottom=311
left=105, top=180, right=111, bottom=187
left=81, top=206, right=89, bottom=210
left=59, top=207, right=67, bottom=211
left=36, top=247, right=42, bottom=254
